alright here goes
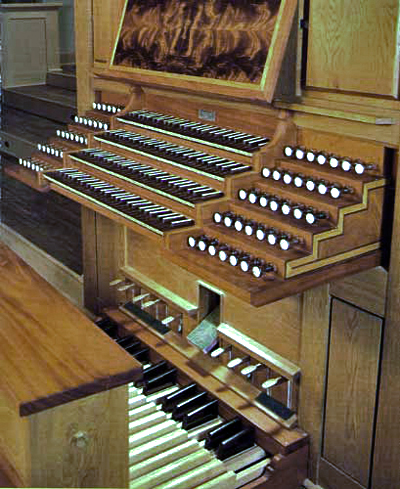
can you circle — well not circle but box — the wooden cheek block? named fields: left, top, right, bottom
left=0, top=243, right=141, bottom=488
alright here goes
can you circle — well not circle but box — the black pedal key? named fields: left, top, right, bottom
left=182, top=399, right=219, bottom=430
left=143, top=368, right=177, bottom=395
left=161, top=383, right=198, bottom=412
left=204, top=417, right=243, bottom=450
left=216, top=427, right=255, bottom=461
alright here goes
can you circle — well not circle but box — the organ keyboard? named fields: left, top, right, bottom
left=118, top=110, right=270, bottom=156
left=94, top=308, right=308, bottom=489
left=44, top=169, right=195, bottom=235
left=95, top=130, right=253, bottom=179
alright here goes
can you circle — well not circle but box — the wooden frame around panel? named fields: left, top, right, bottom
left=109, top=0, right=298, bottom=103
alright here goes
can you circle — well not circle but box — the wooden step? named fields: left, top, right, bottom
left=3, top=85, right=77, bottom=124
left=46, top=70, right=77, bottom=92
left=0, top=107, right=64, bottom=158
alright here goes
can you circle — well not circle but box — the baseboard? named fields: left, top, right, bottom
left=303, top=479, right=325, bottom=489
left=0, top=223, right=83, bottom=309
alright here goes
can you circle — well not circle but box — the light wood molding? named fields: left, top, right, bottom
left=74, top=0, right=94, bottom=114
left=371, top=116, right=400, bottom=489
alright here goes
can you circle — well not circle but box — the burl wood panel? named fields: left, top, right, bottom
left=113, top=0, right=282, bottom=83
left=0, top=242, right=140, bottom=416
left=323, top=299, right=382, bottom=486
left=307, top=0, right=400, bottom=97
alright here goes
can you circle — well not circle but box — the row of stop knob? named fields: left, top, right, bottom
left=187, top=235, right=276, bottom=279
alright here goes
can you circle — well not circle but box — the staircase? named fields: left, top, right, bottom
left=1, top=67, right=77, bottom=158
left=0, top=67, right=83, bottom=278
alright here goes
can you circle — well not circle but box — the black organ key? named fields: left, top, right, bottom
left=71, top=150, right=224, bottom=204
left=44, top=170, right=195, bottom=233
left=116, top=336, right=141, bottom=352
left=143, top=368, right=178, bottom=395
left=132, top=347, right=150, bottom=363
left=161, top=382, right=198, bottom=412
left=182, top=399, right=219, bottom=430
left=95, top=317, right=118, bottom=338
left=123, top=340, right=143, bottom=355
left=119, top=110, right=269, bottom=154
left=204, top=417, right=243, bottom=450
left=141, top=360, right=169, bottom=382
left=216, top=427, right=256, bottom=461
left=172, top=391, right=209, bottom=421
left=96, top=130, right=251, bottom=178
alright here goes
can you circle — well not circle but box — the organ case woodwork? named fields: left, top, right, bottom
left=1, top=0, right=399, bottom=487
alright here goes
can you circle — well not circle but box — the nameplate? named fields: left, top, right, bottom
left=198, top=109, right=216, bottom=122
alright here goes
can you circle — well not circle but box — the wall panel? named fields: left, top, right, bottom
left=322, top=299, right=382, bottom=487
left=307, top=0, right=400, bottom=97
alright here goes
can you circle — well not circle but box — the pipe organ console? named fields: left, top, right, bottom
left=2, top=0, right=399, bottom=487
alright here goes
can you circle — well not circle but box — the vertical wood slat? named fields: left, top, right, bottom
left=298, top=284, right=331, bottom=481
left=82, top=207, right=99, bottom=313
left=307, top=0, right=400, bottom=97
left=96, top=214, right=126, bottom=310
left=323, top=299, right=382, bottom=487
left=372, top=124, right=400, bottom=489
left=74, top=0, right=94, bottom=114
left=93, top=0, right=126, bottom=65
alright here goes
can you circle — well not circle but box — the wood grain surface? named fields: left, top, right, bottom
left=323, top=299, right=381, bottom=486
left=330, top=267, right=387, bottom=318
left=307, top=0, right=400, bottom=96
left=30, top=386, right=129, bottom=488
left=113, top=0, right=282, bottom=83
left=298, top=284, right=330, bottom=482
left=0, top=242, right=140, bottom=416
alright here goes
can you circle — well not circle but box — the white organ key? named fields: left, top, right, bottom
left=129, top=429, right=189, bottom=466
left=195, top=472, right=237, bottom=489
left=129, top=450, right=212, bottom=489
left=156, top=459, right=228, bottom=489
left=130, top=384, right=180, bottom=403
left=129, top=419, right=178, bottom=449
left=146, top=384, right=179, bottom=403
left=233, top=458, right=272, bottom=488
left=129, top=402, right=159, bottom=421
left=129, top=410, right=168, bottom=434
left=187, top=417, right=224, bottom=440
left=223, top=445, right=266, bottom=472
left=128, top=394, right=147, bottom=410
left=130, top=439, right=200, bottom=480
